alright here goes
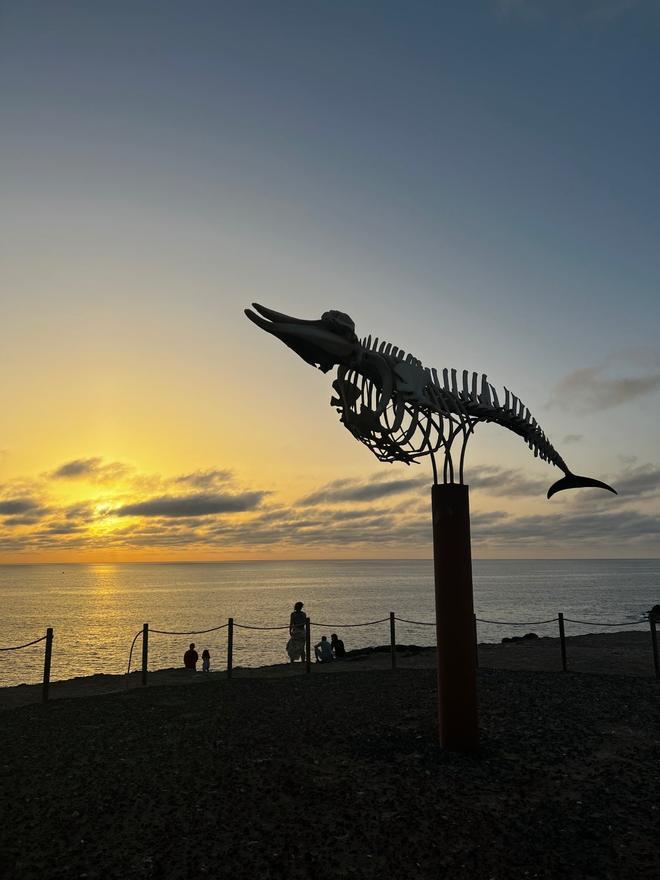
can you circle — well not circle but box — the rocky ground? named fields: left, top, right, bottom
left=0, top=661, right=658, bottom=879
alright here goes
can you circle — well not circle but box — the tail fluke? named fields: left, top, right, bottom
left=547, top=473, right=617, bottom=499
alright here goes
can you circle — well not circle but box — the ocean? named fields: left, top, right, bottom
left=1, top=559, right=658, bottom=687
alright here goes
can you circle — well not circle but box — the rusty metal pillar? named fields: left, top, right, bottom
left=432, top=483, right=479, bottom=751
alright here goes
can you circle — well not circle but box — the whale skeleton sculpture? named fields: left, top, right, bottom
left=245, top=304, right=616, bottom=500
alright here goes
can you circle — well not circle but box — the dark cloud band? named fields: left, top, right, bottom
left=0, top=497, right=43, bottom=515
left=114, top=491, right=265, bottom=518
left=299, top=476, right=425, bottom=506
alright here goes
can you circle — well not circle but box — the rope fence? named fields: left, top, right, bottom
left=126, top=629, right=143, bottom=681
left=313, top=617, right=391, bottom=628
left=4, top=610, right=658, bottom=700
left=563, top=617, right=647, bottom=627
left=0, top=628, right=53, bottom=702
left=0, top=635, right=47, bottom=651
left=150, top=624, right=229, bottom=635
left=121, top=609, right=659, bottom=685
left=475, top=617, right=559, bottom=626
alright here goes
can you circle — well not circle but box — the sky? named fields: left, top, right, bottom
left=1, top=0, right=660, bottom=562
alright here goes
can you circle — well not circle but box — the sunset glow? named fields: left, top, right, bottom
left=2, top=2, right=660, bottom=562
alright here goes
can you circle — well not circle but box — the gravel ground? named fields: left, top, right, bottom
left=0, top=666, right=658, bottom=880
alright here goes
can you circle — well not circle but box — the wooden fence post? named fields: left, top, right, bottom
left=305, top=617, right=311, bottom=674
left=558, top=613, right=567, bottom=672
left=649, top=616, right=659, bottom=679
left=390, top=611, right=396, bottom=669
left=473, top=614, right=479, bottom=669
left=227, top=618, right=233, bottom=679
left=141, top=623, right=149, bottom=686
left=42, top=627, right=53, bottom=703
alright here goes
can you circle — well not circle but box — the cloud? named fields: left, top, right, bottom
left=3, top=452, right=660, bottom=556
left=468, top=466, right=547, bottom=497
left=37, top=521, right=87, bottom=536
left=610, top=462, right=660, bottom=499
left=299, top=463, right=607, bottom=506
left=472, top=507, right=660, bottom=546
left=299, top=475, right=426, bottom=506
left=174, top=469, right=233, bottom=488
left=114, top=491, right=266, bottom=518
left=64, top=502, right=96, bottom=521
left=0, top=497, right=44, bottom=515
left=548, top=366, right=660, bottom=413
left=2, top=515, right=45, bottom=527
left=50, top=457, right=131, bottom=482
left=324, top=507, right=393, bottom=522
left=561, top=434, right=583, bottom=445
left=3, top=488, right=658, bottom=555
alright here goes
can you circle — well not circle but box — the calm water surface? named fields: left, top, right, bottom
left=1, top=559, right=658, bottom=687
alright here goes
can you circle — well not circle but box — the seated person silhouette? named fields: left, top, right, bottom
left=183, top=642, right=199, bottom=670
left=331, top=632, right=345, bottom=659
left=314, top=635, right=333, bottom=663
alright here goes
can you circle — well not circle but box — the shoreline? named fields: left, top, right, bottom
left=1, top=628, right=656, bottom=710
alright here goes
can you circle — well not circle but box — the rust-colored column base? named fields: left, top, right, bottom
left=432, top=483, right=479, bottom=751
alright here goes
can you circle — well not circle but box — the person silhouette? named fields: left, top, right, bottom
left=201, top=648, right=211, bottom=672
left=183, top=642, right=198, bottom=670
left=288, top=601, right=307, bottom=662
left=314, top=635, right=333, bottom=663
left=331, top=632, right=345, bottom=658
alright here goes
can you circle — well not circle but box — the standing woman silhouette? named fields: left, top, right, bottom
left=288, top=601, right=307, bottom=662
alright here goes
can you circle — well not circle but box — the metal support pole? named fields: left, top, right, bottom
left=432, top=483, right=478, bottom=751
left=558, top=612, right=567, bottom=672
left=227, top=618, right=233, bottom=679
left=141, top=623, right=149, bottom=686
left=42, top=627, right=53, bottom=703
left=390, top=611, right=397, bottom=669
left=305, top=616, right=311, bottom=674
left=649, top=616, right=659, bottom=679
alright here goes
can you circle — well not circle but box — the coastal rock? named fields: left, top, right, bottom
left=501, top=632, right=540, bottom=644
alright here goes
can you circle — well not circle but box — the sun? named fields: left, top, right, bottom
left=89, top=502, right=123, bottom=536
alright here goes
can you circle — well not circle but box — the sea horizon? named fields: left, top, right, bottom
left=2, top=555, right=659, bottom=566
left=2, top=558, right=657, bottom=688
